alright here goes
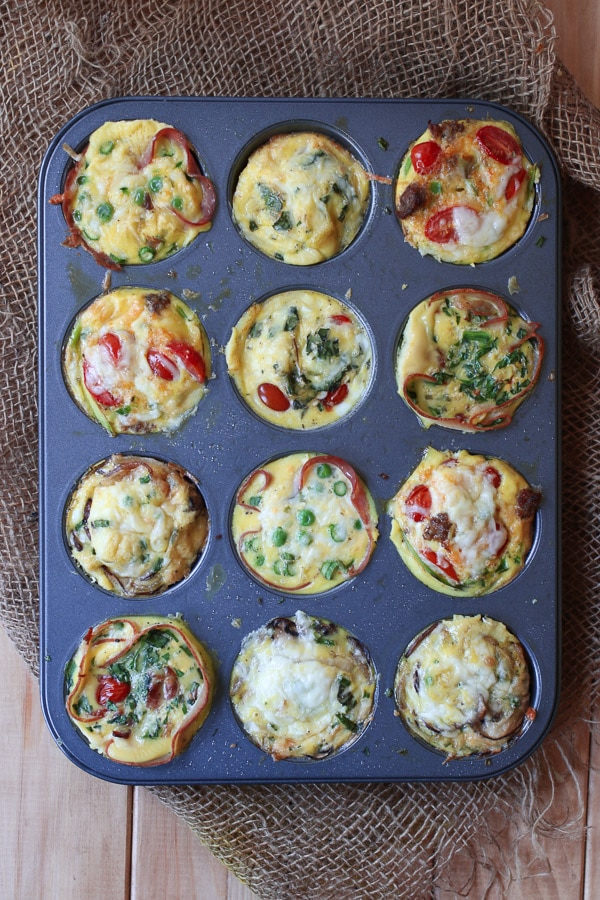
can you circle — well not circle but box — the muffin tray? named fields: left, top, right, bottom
left=38, top=96, right=561, bottom=785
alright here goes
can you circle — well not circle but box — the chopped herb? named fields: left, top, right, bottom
left=377, top=137, right=389, bottom=150
left=273, top=211, right=293, bottom=231
left=91, top=519, right=110, bottom=528
left=336, top=712, right=359, bottom=733
left=284, top=307, right=299, bottom=331
left=258, top=183, right=283, bottom=213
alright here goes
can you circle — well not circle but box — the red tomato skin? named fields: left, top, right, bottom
left=476, top=125, right=521, bottom=164
left=257, top=382, right=290, bottom=412
left=82, top=358, right=120, bottom=407
left=410, top=140, right=441, bottom=174
left=505, top=168, right=527, bottom=201
left=98, top=332, right=122, bottom=365
left=405, top=484, right=432, bottom=522
left=146, top=349, right=178, bottom=381
left=96, top=676, right=131, bottom=706
left=484, top=466, right=502, bottom=489
left=424, top=207, right=460, bottom=243
left=422, top=548, right=459, bottom=582
left=329, top=314, right=353, bottom=325
left=166, top=340, right=206, bottom=383
left=323, top=383, right=349, bottom=409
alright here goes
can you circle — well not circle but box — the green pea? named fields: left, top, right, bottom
left=149, top=175, right=163, bottom=193
left=333, top=481, right=347, bottom=496
left=272, top=527, right=287, bottom=547
left=255, top=554, right=265, bottom=567
left=96, top=202, right=114, bottom=223
left=273, top=559, right=294, bottom=577
left=354, top=519, right=363, bottom=530
left=296, top=530, right=312, bottom=546
left=100, top=140, right=115, bottom=155
left=138, top=246, right=156, bottom=262
left=72, top=209, right=82, bottom=223
left=172, top=196, right=184, bottom=211
left=297, top=508, right=315, bottom=526
left=133, top=187, right=147, bottom=206
left=76, top=175, right=90, bottom=185
left=317, top=463, right=332, bottom=478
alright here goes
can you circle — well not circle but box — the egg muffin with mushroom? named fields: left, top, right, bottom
left=395, top=119, right=536, bottom=264
left=65, top=454, right=209, bottom=597
left=50, top=119, right=216, bottom=268
left=394, top=614, right=534, bottom=758
left=65, top=614, right=214, bottom=766
left=63, top=286, right=211, bottom=435
left=232, top=131, right=370, bottom=264
left=388, top=447, right=541, bottom=596
left=230, top=610, right=377, bottom=760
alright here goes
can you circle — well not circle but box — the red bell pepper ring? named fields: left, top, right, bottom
left=236, top=468, right=274, bottom=510
left=139, top=127, right=216, bottom=227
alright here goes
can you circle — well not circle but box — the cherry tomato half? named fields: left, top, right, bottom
left=257, top=382, right=290, bottom=412
left=98, top=332, right=122, bottom=365
left=422, top=548, right=459, bottom=582
left=505, top=168, right=527, bottom=201
left=322, top=383, right=349, bottom=409
left=146, top=349, right=179, bottom=381
left=405, top=484, right=432, bottom=522
left=424, top=207, right=460, bottom=243
left=82, top=358, right=120, bottom=407
left=484, top=466, right=502, bottom=489
left=476, top=125, right=521, bottom=165
left=166, top=340, right=206, bottom=383
left=96, top=676, right=131, bottom=706
left=411, top=140, right=441, bottom=174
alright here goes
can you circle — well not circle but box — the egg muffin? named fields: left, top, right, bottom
left=65, top=615, right=214, bottom=766
left=232, top=131, right=370, bottom=264
left=230, top=610, right=377, bottom=760
left=231, top=452, right=378, bottom=595
left=396, top=288, right=543, bottom=431
left=63, top=286, right=211, bottom=435
left=226, top=289, right=373, bottom=429
left=65, top=454, right=209, bottom=597
left=388, top=447, right=540, bottom=596
left=50, top=119, right=216, bottom=269
left=395, top=119, right=536, bottom=263
left=394, top=614, right=534, bottom=759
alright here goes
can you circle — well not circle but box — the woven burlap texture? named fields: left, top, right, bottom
left=2, top=0, right=598, bottom=896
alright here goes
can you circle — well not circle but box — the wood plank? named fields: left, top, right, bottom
left=0, top=624, right=131, bottom=900
left=131, top=786, right=257, bottom=899
left=544, top=0, right=600, bottom=107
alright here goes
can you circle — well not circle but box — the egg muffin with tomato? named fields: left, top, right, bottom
left=225, top=289, right=373, bottom=429
left=231, top=452, right=378, bottom=595
left=396, top=288, right=543, bottom=431
left=387, top=447, right=541, bottom=596
left=65, top=454, right=209, bottom=597
left=65, top=615, right=214, bottom=766
left=232, top=131, right=370, bottom=264
left=230, top=610, right=377, bottom=760
left=395, top=119, right=536, bottom=264
left=50, top=119, right=216, bottom=269
left=63, top=286, right=211, bottom=435
left=394, top=614, right=533, bottom=759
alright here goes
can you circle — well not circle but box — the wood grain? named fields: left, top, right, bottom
left=3, top=4, right=599, bottom=899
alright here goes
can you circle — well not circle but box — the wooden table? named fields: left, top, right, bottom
left=3, top=5, right=599, bottom=897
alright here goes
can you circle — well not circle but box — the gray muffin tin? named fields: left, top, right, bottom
left=38, top=96, right=561, bottom=785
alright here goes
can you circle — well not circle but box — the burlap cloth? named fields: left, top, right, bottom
left=2, top=0, right=598, bottom=895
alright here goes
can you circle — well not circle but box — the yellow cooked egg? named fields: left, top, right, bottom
left=395, top=119, right=536, bottom=264
left=52, top=119, right=215, bottom=268
left=387, top=447, right=540, bottom=596
left=230, top=610, right=377, bottom=759
left=232, top=132, right=370, bottom=264
left=65, top=454, right=209, bottom=597
left=231, top=452, right=378, bottom=595
left=63, top=286, right=211, bottom=435
left=226, top=289, right=373, bottom=429
left=66, top=615, right=214, bottom=765
left=394, top=614, right=533, bottom=758
left=396, top=288, right=543, bottom=431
